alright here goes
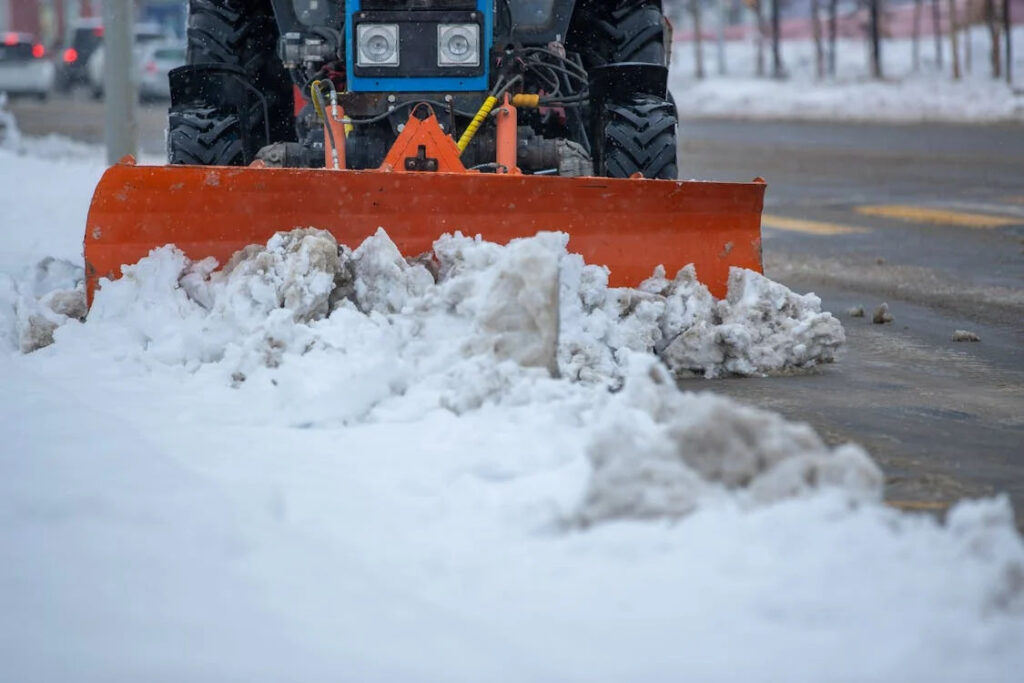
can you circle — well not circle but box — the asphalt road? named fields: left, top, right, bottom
left=9, top=93, right=1024, bottom=524
left=679, top=119, right=1024, bottom=524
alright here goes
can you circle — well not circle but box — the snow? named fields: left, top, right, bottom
left=1, top=143, right=1022, bottom=680
left=671, top=27, right=1024, bottom=123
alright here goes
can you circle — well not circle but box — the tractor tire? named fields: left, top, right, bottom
left=602, top=95, right=677, bottom=180
left=183, top=0, right=294, bottom=157
left=168, top=106, right=245, bottom=166
left=570, top=1, right=668, bottom=68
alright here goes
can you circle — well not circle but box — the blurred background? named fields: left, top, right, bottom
left=0, top=0, right=1021, bottom=154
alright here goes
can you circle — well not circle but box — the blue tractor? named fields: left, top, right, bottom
left=167, top=0, right=677, bottom=179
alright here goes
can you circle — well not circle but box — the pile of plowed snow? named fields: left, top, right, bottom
left=2, top=147, right=1022, bottom=681
left=6, top=226, right=844, bottom=380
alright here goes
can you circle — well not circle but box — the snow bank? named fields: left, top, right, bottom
left=577, top=356, right=880, bottom=525
left=0, top=258, right=85, bottom=353
left=670, top=28, right=1024, bottom=123
left=46, top=228, right=842, bottom=390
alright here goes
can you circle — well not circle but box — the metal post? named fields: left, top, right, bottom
left=103, top=0, right=137, bottom=164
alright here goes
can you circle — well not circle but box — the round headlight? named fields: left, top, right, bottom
left=357, top=24, right=399, bottom=67
left=438, top=24, right=479, bottom=67
left=447, top=34, right=470, bottom=58
left=367, top=34, right=392, bottom=59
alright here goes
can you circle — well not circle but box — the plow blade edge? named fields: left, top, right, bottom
left=84, top=161, right=765, bottom=303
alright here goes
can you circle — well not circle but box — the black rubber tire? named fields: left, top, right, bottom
left=168, top=106, right=244, bottom=166
left=570, top=1, right=667, bottom=68
left=602, top=95, right=677, bottom=180
left=182, top=0, right=294, bottom=158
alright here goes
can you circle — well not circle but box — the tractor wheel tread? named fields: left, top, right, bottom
left=603, top=95, right=678, bottom=180
left=168, top=106, right=245, bottom=166
left=571, top=1, right=666, bottom=68
left=183, top=0, right=294, bottom=158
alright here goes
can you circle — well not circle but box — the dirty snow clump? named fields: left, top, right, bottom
left=0, top=257, right=86, bottom=353
left=561, top=261, right=846, bottom=381
left=576, top=355, right=882, bottom=526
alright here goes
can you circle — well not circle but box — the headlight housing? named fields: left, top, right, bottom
left=437, top=24, right=479, bottom=67
left=357, top=24, right=399, bottom=67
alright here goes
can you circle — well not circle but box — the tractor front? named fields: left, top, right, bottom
left=166, top=0, right=678, bottom=179
left=83, top=1, right=765, bottom=304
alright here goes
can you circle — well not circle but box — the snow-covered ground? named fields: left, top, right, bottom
left=1, top=140, right=1023, bottom=681
left=671, top=26, right=1024, bottom=123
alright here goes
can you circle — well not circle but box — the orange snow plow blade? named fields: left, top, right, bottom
left=84, top=159, right=764, bottom=304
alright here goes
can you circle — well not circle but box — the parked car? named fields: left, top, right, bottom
left=137, top=42, right=185, bottom=100
left=0, top=32, right=55, bottom=100
left=57, top=18, right=104, bottom=88
left=58, top=20, right=171, bottom=90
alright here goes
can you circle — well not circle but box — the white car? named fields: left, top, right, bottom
left=137, top=42, right=185, bottom=100
left=85, top=27, right=175, bottom=99
left=0, top=32, right=55, bottom=100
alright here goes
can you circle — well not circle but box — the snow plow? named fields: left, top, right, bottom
left=84, top=0, right=764, bottom=303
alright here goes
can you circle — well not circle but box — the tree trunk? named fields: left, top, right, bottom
left=964, top=10, right=972, bottom=74
left=913, top=0, right=923, bottom=71
left=829, top=0, right=838, bottom=76
left=812, top=0, right=825, bottom=79
left=869, top=0, right=883, bottom=78
left=1005, top=0, right=1013, bottom=84
left=716, top=0, right=727, bottom=75
left=948, top=0, right=961, bottom=79
left=987, top=0, right=1003, bottom=78
left=931, top=0, right=944, bottom=67
left=755, top=0, right=766, bottom=77
left=771, top=0, right=783, bottom=77
left=692, top=0, right=705, bottom=80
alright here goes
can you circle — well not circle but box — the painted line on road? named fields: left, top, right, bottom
left=856, top=204, right=1023, bottom=229
left=761, top=214, right=872, bottom=236
left=887, top=500, right=951, bottom=512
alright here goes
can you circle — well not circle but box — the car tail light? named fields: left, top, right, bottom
left=94, top=27, right=105, bottom=37
left=64, top=47, right=78, bottom=63
left=33, top=44, right=45, bottom=58
left=145, top=60, right=157, bottom=74
left=3, top=33, right=17, bottom=46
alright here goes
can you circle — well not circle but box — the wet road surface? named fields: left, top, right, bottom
left=679, top=118, right=1024, bottom=524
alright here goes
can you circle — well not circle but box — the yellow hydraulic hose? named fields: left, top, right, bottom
left=456, top=95, right=498, bottom=154
left=511, top=93, right=540, bottom=109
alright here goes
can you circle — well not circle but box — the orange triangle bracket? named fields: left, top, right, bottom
left=380, top=109, right=467, bottom=174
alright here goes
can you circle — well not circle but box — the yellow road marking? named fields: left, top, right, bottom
left=761, top=214, right=871, bottom=236
left=887, top=500, right=951, bottom=512
left=856, top=204, right=1022, bottom=229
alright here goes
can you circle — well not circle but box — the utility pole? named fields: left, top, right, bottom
left=103, top=0, right=137, bottom=164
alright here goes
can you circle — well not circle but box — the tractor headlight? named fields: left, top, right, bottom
left=357, top=24, right=399, bottom=67
left=437, top=24, right=479, bottom=67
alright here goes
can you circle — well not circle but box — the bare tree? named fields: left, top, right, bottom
left=828, top=0, right=838, bottom=76
left=771, top=0, right=784, bottom=77
left=691, top=0, right=706, bottom=79
left=1005, top=0, right=1013, bottom=84
left=931, top=0, right=944, bottom=67
left=755, top=0, right=766, bottom=77
left=948, top=0, right=961, bottom=79
left=963, top=4, right=972, bottom=74
left=868, top=0, right=883, bottom=78
left=986, top=0, right=1002, bottom=78
left=812, top=0, right=825, bottom=78
left=912, top=0, right=923, bottom=71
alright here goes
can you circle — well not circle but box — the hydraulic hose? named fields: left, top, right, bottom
left=456, top=95, right=498, bottom=154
